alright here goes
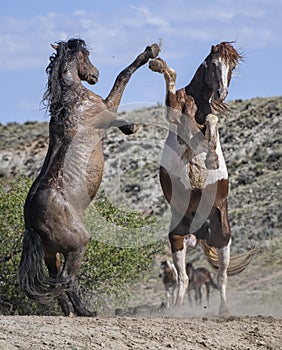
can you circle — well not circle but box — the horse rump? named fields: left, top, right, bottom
left=18, top=228, right=70, bottom=304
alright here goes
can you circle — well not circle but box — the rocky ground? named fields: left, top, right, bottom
left=0, top=96, right=281, bottom=349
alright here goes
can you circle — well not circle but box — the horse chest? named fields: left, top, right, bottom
left=162, top=132, right=228, bottom=190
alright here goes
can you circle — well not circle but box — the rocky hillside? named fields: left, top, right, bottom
left=0, top=96, right=281, bottom=252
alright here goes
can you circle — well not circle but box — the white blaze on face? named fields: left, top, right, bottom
left=218, top=56, right=229, bottom=90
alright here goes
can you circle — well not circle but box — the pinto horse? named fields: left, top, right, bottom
left=159, top=260, right=178, bottom=308
left=18, top=38, right=160, bottom=316
left=149, top=42, right=256, bottom=316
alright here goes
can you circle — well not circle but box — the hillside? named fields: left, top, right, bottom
left=0, top=96, right=281, bottom=251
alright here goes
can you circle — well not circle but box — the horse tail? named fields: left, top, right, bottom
left=18, top=229, right=70, bottom=304
left=199, top=240, right=258, bottom=276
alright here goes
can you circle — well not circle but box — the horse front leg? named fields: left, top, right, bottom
left=102, top=44, right=160, bottom=135
left=149, top=57, right=177, bottom=94
left=107, top=118, right=138, bottom=135
left=217, top=239, right=231, bottom=316
left=149, top=58, right=182, bottom=124
left=205, top=114, right=219, bottom=170
left=105, top=43, right=160, bottom=111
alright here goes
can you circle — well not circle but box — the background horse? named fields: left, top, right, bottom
left=18, top=38, right=160, bottom=316
left=149, top=42, right=256, bottom=316
left=159, top=260, right=178, bottom=308
left=186, top=262, right=218, bottom=307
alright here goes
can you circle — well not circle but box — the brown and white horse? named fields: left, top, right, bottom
left=149, top=42, right=256, bottom=316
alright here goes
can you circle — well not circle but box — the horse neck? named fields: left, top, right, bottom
left=62, top=66, right=85, bottom=96
left=185, top=65, right=212, bottom=125
left=49, top=64, right=86, bottom=124
left=186, top=264, right=194, bottom=279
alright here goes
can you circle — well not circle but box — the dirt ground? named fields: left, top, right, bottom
left=0, top=314, right=281, bottom=350
left=1, top=246, right=281, bottom=350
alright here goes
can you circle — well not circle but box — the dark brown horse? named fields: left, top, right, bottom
left=186, top=262, right=218, bottom=307
left=18, top=38, right=160, bottom=316
left=149, top=42, right=256, bottom=316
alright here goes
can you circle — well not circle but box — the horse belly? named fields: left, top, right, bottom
left=63, top=136, right=104, bottom=207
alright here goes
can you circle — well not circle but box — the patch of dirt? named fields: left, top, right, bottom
left=1, top=244, right=281, bottom=349
left=0, top=315, right=281, bottom=349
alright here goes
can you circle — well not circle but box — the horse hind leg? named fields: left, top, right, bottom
left=165, top=286, right=171, bottom=308
left=205, top=283, right=210, bottom=306
left=194, top=285, right=202, bottom=306
left=170, top=234, right=192, bottom=306
left=217, top=240, right=231, bottom=316
left=187, top=287, right=193, bottom=307
left=61, top=248, right=96, bottom=317
left=44, top=253, right=73, bottom=316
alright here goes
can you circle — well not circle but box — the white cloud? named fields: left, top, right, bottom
left=0, top=1, right=281, bottom=73
left=130, top=5, right=170, bottom=29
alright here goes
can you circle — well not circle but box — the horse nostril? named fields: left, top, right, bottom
left=94, top=69, right=99, bottom=79
left=90, top=73, right=99, bottom=84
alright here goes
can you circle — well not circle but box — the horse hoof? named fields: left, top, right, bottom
left=146, top=44, right=161, bottom=59
left=76, top=309, right=97, bottom=317
left=218, top=306, right=230, bottom=317
left=149, top=58, right=165, bottom=73
left=121, top=122, right=138, bottom=135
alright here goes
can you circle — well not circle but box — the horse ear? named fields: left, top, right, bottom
left=51, top=43, right=59, bottom=51
left=211, top=45, right=217, bottom=53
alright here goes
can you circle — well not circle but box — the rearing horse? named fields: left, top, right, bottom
left=18, top=38, right=160, bottom=316
left=149, top=42, right=256, bottom=316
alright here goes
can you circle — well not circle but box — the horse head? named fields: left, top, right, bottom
left=51, top=38, right=99, bottom=85
left=203, top=42, right=242, bottom=102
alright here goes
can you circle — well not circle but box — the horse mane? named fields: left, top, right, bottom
left=210, top=42, right=243, bottom=114
left=186, top=41, right=243, bottom=116
left=42, top=38, right=88, bottom=120
left=215, top=41, right=244, bottom=66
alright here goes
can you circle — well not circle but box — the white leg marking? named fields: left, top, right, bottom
left=165, top=287, right=171, bottom=308
left=172, top=246, right=188, bottom=306
left=217, top=239, right=231, bottom=316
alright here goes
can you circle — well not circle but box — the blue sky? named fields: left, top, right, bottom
left=0, top=0, right=281, bottom=124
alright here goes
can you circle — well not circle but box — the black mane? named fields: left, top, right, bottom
left=42, top=38, right=88, bottom=119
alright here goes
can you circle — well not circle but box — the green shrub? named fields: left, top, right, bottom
left=0, top=176, right=164, bottom=315
left=0, top=175, right=58, bottom=315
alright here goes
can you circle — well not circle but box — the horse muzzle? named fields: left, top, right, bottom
left=88, top=73, right=99, bottom=85
left=217, top=87, right=228, bottom=101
